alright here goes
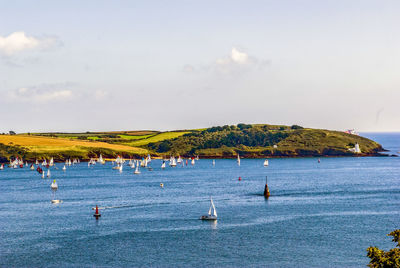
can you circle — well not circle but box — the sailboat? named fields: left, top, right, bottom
left=134, top=165, right=141, bottom=174
left=191, top=158, right=195, bottom=165
left=263, top=159, right=269, bottom=167
left=200, top=197, right=217, bottom=220
left=177, top=156, right=182, bottom=164
left=119, top=164, right=123, bottom=173
left=170, top=157, right=177, bottom=167
left=131, top=161, right=135, bottom=169
left=98, top=154, right=105, bottom=164
left=212, top=160, right=215, bottom=166
left=0, top=164, right=3, bottom=170
left=47, top=169, right=51, bottom=178
left=62, top=165, right=66, bottom=171
left=161, top=161, right=166, bottom=169
left=30, top=164, right=35, bottom=170
left=42, top=171, right=45, bottom=179
left=49, top=157, right=54, bottom=167
left=237, top=154, right=240, bottom=166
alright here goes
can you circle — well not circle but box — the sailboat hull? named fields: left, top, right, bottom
left=200, top=215, right=217, bottom=220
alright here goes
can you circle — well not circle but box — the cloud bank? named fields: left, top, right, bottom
left=6, top=83, right=75, bottom=103
left=0, top=32, right=59, bottom=56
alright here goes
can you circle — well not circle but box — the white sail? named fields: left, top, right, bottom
left=161, top=161, right=166, bottom=169
left=42, top=171, right=45, bottom=178
left=131, top=161, right=135, bottom=169
left=263, top=159, right=269, bottom=166
left=49, top=157, right=54, bottom=166
left=191, top=158, right=195, bottom=165
left=47, top=169, right=51, bottom=178
left=62, top=165, right=66, bottom=171
left=177, top=156, right=182, bottom=163
left=212, top=160, right=215, bottom=166
left=0, top=164, right=3, bottom=170
left=237, top=154, right=240, bottom=166
left=119, top=164, right=123, bottom=172
left=30, top=164, right=35, bottom=170
left=211, top=198, right=217, bottom=217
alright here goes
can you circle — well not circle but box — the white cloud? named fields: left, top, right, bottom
left=231, top=47, right=249, bottom=64
left=7, top=83, right=75, bottom=103
left=216, top=47, right=249, bottom=66
left=184, top=47, right=268, bottom=76
left=0, top=32, right=59, bottom=56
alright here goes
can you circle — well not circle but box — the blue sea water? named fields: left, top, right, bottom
left=0, top=133, right=399, bottom=267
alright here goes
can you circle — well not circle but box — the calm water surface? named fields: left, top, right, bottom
left=0, top=133, right=399, bottom=267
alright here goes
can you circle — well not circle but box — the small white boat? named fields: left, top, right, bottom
left=237, top=154, right=240, bottom=166
left=263, top=159, right=269, bottom=167
left=212, top=160, right=215, bottom=166
left=62, top=165, right=66, bottom=171
left=47, top=169, right=51, bottom=178
left=161, top=161, right=166, bottom=169
left=42, top=171, right=45, bottom=179
left=0, top=164, right=3, bottom=170
left=30, top=164, right=35, bottom=170
left=191, top=158, right=195, bottom=165
left=200, top=197, right=217, bottom=220
left=49, top=157, right=54, bottom=167
left=119, top=164, right=123, bottom=173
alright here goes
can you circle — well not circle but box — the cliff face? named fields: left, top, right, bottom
left=146, top=125, right=384, bottom=158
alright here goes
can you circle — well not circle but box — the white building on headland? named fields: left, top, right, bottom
left=349, top=143, right=361, bottom=153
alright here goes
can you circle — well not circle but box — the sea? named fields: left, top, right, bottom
left=0, top=132, right=399, bottom=267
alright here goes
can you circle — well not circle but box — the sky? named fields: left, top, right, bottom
left=0, top=0, right=399, bottom=133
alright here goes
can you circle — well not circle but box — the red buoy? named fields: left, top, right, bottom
left=93, top=205, right=101, bottom=219
left=238, top=177, right=242, bottom=181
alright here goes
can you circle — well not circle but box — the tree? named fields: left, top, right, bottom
left=9, top=130, right=16, bottom=135
left=367, top=229, right=400, bottom=267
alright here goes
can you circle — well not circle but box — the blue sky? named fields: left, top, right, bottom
left=0, top=0, right=399, bottom=132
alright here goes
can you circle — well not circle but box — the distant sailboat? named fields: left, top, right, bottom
left=263, top=159, right=269, bottom=167
left=170, top=157, right=177, bottom=167
left=49, top=157, right=54, bottom=167
left=42, top=171, right=45, bottom=179
left=119, top=164, right=123, bottom=173
left=30, top=164, right=35, bottom=170
left=47, top=169, right=51, bottom=178
left=62, top=165, right=66, bottom=171
left=98, top=154, right=105, bottom=164
left=134, top=166, right=141, bottom=174
left=191, top=158, right=195, bottom=165
left=0, top=164, right=3, bottom=170
left=161, top=161, right=166, bottom=169
left=212, top=160, right=215, bottom=166
left=237, top=154, right=240, bottom=166
left=200, top=197, right=217, bottom=220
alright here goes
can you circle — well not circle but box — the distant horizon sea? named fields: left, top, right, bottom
left=0, top=132, right=399, bottom=267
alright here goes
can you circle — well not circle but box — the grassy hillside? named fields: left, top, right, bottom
left=0, top=135, right=147, bottom=161
left=145, top=124, right=383, bottom=157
